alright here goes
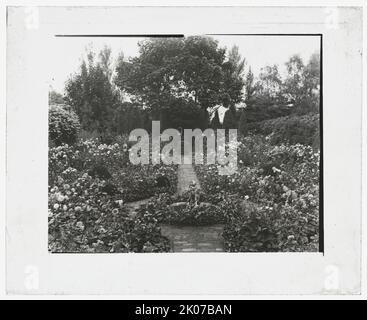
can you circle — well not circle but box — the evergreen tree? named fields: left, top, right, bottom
left=238, top=110, right=247, bottom=136
left=64, top=48, right=120, bottom=135
left=244, top=67, right=256, bottom=107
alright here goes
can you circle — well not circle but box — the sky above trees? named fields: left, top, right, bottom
left=49, top=35, right=320, bottom=94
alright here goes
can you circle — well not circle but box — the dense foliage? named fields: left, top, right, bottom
left=250, top=113, right=320, bottom=147
left=48, top=137, right=177, bottom=252
left=60, top=40, right=319, bottom=137
left=241, top=53, right=320, bottom=128
left=195, top=136, right=320, bottom=252
left=48, top=133, right=320, bottom=253
left=49, top=173, right=170, bottom=253
left=64, top=49, right=121, bottom=135
left=115, top=37, right=245, bottom=128
left=49, top=104, right=81, bottom=146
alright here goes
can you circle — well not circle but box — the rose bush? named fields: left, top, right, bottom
left=48, top=137, right=177, bottom=253
left=221, top=199, right=318, bottom=252
left=48, top=173, right=171, bottom=253
left=49, top=138, right=177, bottom=202
left=195, top=135, right=320, bottom=252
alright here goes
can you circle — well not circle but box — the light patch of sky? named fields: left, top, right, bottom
left=49, top=35, right=320, bottom=94
left=216, top=35, right=320, bottom=76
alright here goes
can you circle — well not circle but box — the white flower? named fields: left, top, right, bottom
left=56, top=193, right=65, bottom=202
left=98, top=227, right=107, bottom=234
left=272, top=166, right=281, bottom=173
left=115, top=200, right=124, bottom=207
left=76, top=221, right=85, bottom=231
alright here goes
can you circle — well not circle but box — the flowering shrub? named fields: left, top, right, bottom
left=48, top=138, right=177, bottom=253
left=254, top=114, right=320, bottom=148
left=48, top=174, right=170, bottom=252
left=49, top=138, right=177, bottom=201
left=195, top=136, right=320, bottom=252
left=113, top=164, right=177, bottom=202
left=49, top=129, right=319, bottom=252
left=49, top=104, right=81, bottom=146
left=221, top=199, right=318, bottom=252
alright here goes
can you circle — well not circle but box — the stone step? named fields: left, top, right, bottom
left=160, top=224, right=225, bottom=252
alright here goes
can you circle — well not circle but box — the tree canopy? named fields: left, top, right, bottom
left=60, top=38, right=320, bottom=136
left=65, top=50, right=120, bottom=134
left=115, top=36, right=245, bottom=128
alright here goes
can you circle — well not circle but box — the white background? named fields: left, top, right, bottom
left=1, top=1, right=366, bottom=298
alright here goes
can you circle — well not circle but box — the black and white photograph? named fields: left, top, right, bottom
left=4, top=4, right=364, bottom=296
left=47, top=34, right=321, bottom=253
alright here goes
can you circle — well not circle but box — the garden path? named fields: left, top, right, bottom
left=124, top=143, right=225, bottom=252
left=160, top=224, right=224, bottom=252
left=176, top=154, right=201, bottom=195
left=160, top=149, right=225, bottom=252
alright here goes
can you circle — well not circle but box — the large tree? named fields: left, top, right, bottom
left=283, top=53, right=320, bottom=114
left=115, top=36, right=244, bottom=129
left=303, top=52, right=321, bottom=113
left=227, top=45, right=246, bottom=78
left=283, top=54, right=305, bottom=105
left=244, top=67, right=256, bottom=107
left=255, top=64, right=283, bottom=104
left=64, top=49, right=121, bottom=134
left=222, top=45, right=246, bottom=107
left=242, top=64, right=286, bottom=123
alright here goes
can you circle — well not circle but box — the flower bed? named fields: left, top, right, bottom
left=48, top=137, right=177, bottom=253
left=48, top=173, right=170, bottom=252
left=194, top=135, right=320, bottom=252
left=49, top=138, right=177, bottom=203
left=221, top=198, right=319, bottom=252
